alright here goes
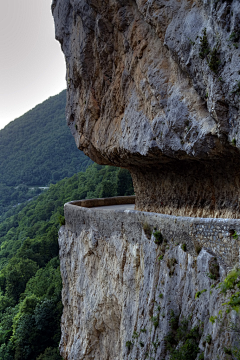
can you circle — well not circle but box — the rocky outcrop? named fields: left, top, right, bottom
left=59, top=203, right=240, bottom=360
left=53, top=0, right=240, bottom=217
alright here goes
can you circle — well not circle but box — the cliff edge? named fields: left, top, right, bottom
left=59, top=203, right=240, bottom=359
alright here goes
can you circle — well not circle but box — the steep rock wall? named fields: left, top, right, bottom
left=53, top=0, right=240, bottom=217
left=59, top=203, right=240, bottom=359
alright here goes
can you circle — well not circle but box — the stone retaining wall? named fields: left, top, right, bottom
left=64, top=196, right=240, bottom=268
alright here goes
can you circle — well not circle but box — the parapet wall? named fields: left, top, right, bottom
left=64, top=196, right=240, bottom=268
left=60, top=196, right=240, bottom=359
left=68, top=195, right=135, bottom=208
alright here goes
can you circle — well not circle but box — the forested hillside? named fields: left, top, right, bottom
left=0, top=90, right=92, bottom=217
left=0, top=90, right=92, bottom=186
left=0, top=164, right=134, bottom=360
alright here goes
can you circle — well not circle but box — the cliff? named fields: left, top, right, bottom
left=52, top=1, right=240, bottom=359
left=53, top=0, right=240, bottom=217
left=59, top=200, right=240, bottom=360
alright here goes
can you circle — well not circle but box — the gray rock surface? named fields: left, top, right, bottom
left=59, top=204, right=240, bottom=359
left=53, top=0, right=240, bottom=217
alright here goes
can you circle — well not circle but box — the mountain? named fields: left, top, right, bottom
left=0, top=90, right=92, bottom=187
left=0, top=90, right=92, bottom=217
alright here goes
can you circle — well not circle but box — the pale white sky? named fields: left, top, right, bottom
left=0, top=0, right=66, bottom=130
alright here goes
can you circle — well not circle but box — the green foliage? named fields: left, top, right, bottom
left=36, top=347, right=62, bottom=360
left=181, top=243, right=186, bottom=252
left=232, top=347, right=240, bottom=359
left=0, top=163, right=133, bottom=359
left=232, top=82, right=240, bottom=95
left=0, top=90, right=93, bottom=218
left=233, top=231, right=239, bottom=239
left=229, top=32, right=240, bottom=42
left=143, top=222, right=151, bottom=239
left=126, top=341, right=132, bottom=349
left=232, top=138, right=237, bottom=146
left=199, top=28, right=210, bottom=59
left=195, top=289, right=207, bottom=299
left=209, top=316, right=217, bottom=324
left=3, top=258, right=39, bottom=303
left=198, top=28, right=220, bottom=73
left=132, top=331, right=139, bottom=339
left=170, top=339, right=200, bottom=360
left=164, top=312, right=201, bottom=360
left=117, top=168, right=134, bottom=196
left=205, top=334, right=212, bottom=344
left=223, top=347, right=232, bottom=355
left=207, top=48, right=220, bottom=73
left=150, top=315, right=159, bottom=328
left=158, top=255, right=164, bottom=261
left=152, top=339, right=160, bottom=350
left=58, top=215, right=65, bottom=226
left=220, top=268, right=240, bottom=295
left=0, top=90, right=91, bottom=187
left=169, top=310, right=179, bottom=331
left=153, top=230, right=163, bottom=245
left=207, top=272, right=216, bottom=280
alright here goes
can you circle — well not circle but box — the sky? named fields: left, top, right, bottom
left=0, top=0, right=66, bottom=130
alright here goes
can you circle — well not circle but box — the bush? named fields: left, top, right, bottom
left=36, top=347, right=62, bottom=360
left=143, top=222, right=151, bottom=239
left=153, top=230, right=163, bottom=245
left=58, top=215, right=65, bottom=226
left=181, top=243, right=186, bottom=252
left=170, top=338, right=200, bottom=360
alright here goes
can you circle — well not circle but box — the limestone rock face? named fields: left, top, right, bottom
left=59, top=217, right=238, bottom=360
left=52, top=0, right=240, bottom=217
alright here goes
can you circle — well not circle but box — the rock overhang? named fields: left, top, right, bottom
left=52, top=0, right=240, bottom=217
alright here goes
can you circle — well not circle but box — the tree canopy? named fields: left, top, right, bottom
left=0, top=163, right=134, bottom=359
left=0, top=90, right=92, bottom=217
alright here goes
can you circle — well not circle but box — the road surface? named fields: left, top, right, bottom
left=90, top=204, right=135, bottom=210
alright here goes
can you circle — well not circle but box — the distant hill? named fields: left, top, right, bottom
left=0, top=90, right=92, bottom=187
left=0, top=90, right=92, bottom=217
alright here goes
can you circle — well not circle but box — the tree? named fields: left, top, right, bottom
left=117, top=168, right=134, bottom=196
left=3, top=258, right=38, bottom=302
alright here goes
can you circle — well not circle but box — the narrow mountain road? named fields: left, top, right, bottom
left=90, top=204, right=135, bottom=210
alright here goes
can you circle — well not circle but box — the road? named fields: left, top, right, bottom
left=90, top=204, right=135, bottom=210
